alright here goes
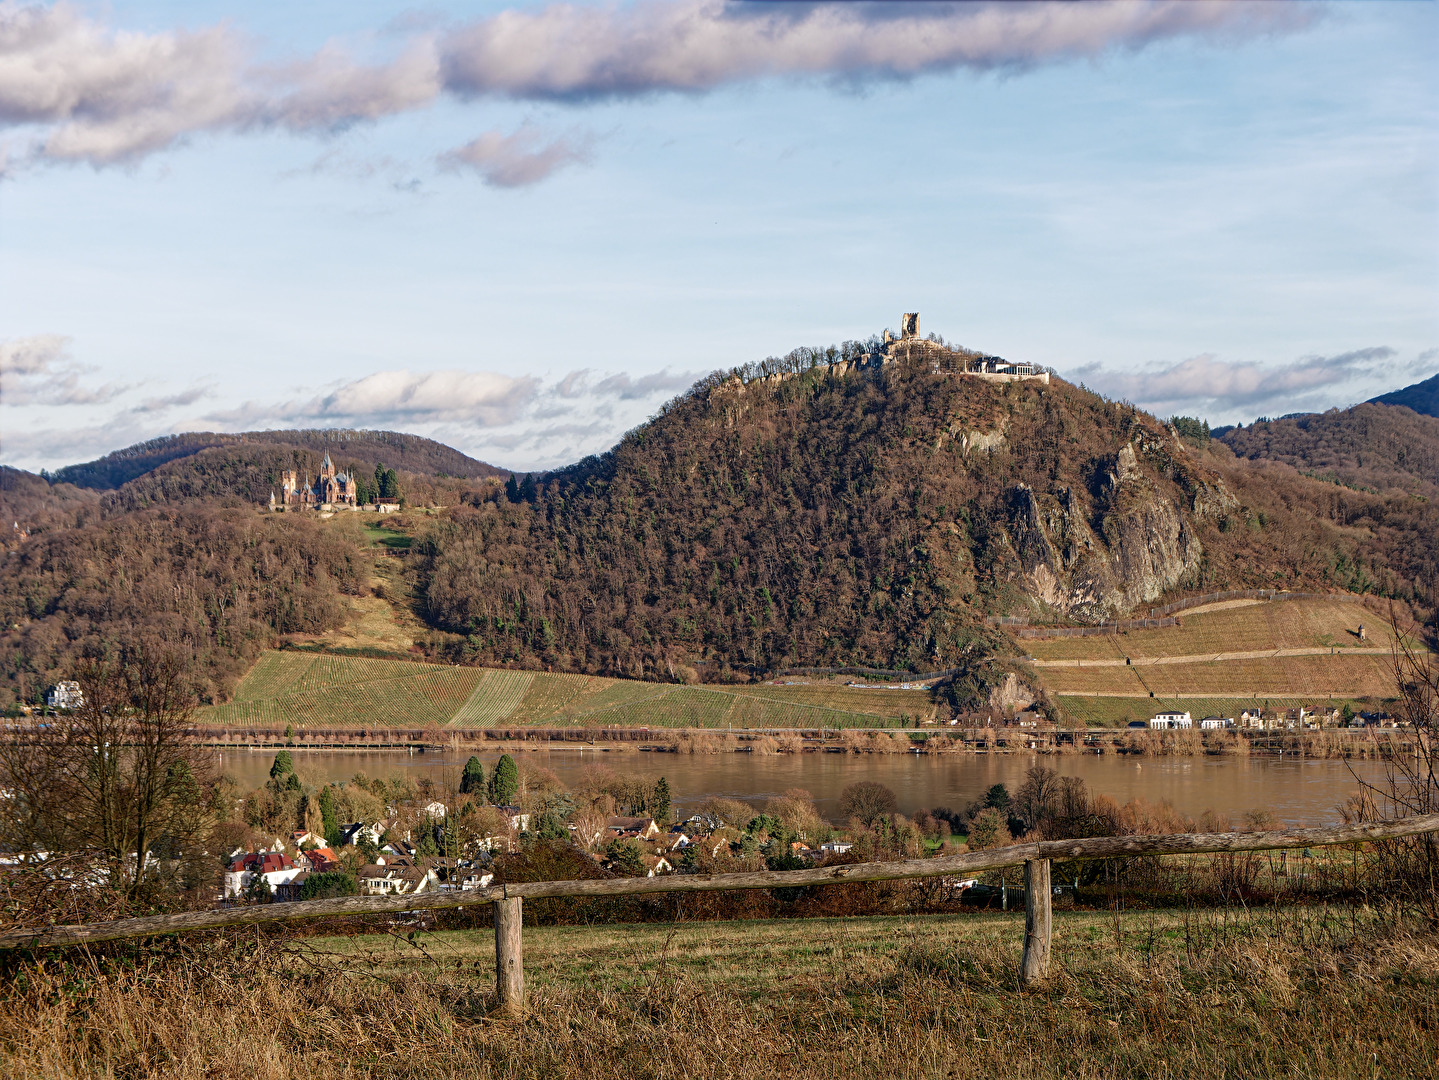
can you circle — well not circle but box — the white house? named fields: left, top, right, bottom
left=422, top=801, right=447, bottom=819
left=339, top=821, right=385, bottom=847
left=358, top=860, right=436, bottom=896
left=820, top=841, right=854, bottom=856
left=498, top=806, right=532, bottom=833
left=46, top=681, right=83, bottom=710
left=1148, top=711, right=1193, bottom=730
left=1198, top=716, right=1234, bottom=730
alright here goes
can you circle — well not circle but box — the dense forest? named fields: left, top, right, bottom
left=0, top=508, right=360, bottom=708
left=1218, top=403, right=1439, bottom=498
left=0, top=467, right=99, bottom=552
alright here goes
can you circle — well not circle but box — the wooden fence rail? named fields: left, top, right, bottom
left=2, top=815, right=1436, bottom=1015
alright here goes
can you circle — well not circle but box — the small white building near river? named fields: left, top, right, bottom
left=1148, top=711, right=1193, bottom=730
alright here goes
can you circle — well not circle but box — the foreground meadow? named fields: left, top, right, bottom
left=3, top=907, right=1434, bottom=1079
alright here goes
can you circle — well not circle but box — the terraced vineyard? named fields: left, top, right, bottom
left=200, top=652, right=932, bottom=729
left=449, top=671, right=537, bottom=728
left=1026, top=598, right=1413, bottom=719
left=204, top=653, right=487, bottom=729
left=1038, top=650, right=1396, bottom=700
left=1026, top=598, right=1390, bottom=661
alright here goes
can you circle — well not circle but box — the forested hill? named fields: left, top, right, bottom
left=1218, top=402, right=1439, bottom=498
left=50, top=429, right=505, bottom=490
left=1368, top=372, right=1439, bottom=418
left=98, top=440, right=491, bottom=515
left=413, top=357, right=1435, bottom=687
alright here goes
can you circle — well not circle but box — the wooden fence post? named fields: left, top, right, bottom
left=1020, top=858, right=1051, bottom=987
left=494, top=896, right=524, bottom=1016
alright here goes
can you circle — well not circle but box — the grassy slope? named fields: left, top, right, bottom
left=197, top=650, right=935, bottom=730
left=6, top=908, right=1433, bottom=1078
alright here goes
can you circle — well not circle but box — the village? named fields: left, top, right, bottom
left=223, top=777, right=865, bottom=905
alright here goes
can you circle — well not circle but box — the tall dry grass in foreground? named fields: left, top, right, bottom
left=1, top=908, right=1435, bottom=1080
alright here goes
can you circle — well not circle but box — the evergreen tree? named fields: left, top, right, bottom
left=460, top=755, right=486, bottom=796
left=652, top=777, right=672, bottom=824
left=489, top=754, right=519, bottom=806
left=269, top=750, right=293, bottom=779
left=983, top=784, right=1011, bottom=812
left=535, top=811, right=569, bottom=840
left=603, top=839, right=646, bottom=876
left=319, top=785, right=340, bottom=846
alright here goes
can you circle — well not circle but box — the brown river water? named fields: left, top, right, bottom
left=218, top=749, right=1390, bottom=827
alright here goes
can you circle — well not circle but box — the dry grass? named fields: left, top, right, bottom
left=2, top=908, right=1434, bottom=1079
left=1027, top=599, right=1396, bottom=662
left=1041, top=653, right=1396, bottom=698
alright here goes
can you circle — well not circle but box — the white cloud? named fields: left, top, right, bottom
left=0, top=1, right=1311, bottom=169
left=130, top=386, right=212, bottom=414
left=437, top=125, right=593, bottom=187
left=0, top=359, right=710, bottom=473
left=0, top=332, right=129, bottom=405
left=592, top=369, right=699, bottom=400
left=439, top=0, right=1309, bottom=101
left=205, top=369, right=541, bottom=430
left=1069, top=347, right=1400, bottom=419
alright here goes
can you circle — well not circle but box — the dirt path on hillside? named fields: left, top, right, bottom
left=1032, top=646, right=1400, bottom=669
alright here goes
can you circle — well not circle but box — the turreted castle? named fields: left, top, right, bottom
left=273, top=454, right=357, bottom=510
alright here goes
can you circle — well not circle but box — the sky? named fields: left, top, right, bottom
left=1, top=0, right=1436, bottom=474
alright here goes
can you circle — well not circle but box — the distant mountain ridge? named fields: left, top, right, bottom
left=1368, top=372, right=1438, bottom=418
left=50, top=429, right=505, bottom=490
left=1218, top=401, right=1439, bottom=499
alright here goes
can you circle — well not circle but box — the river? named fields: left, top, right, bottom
left=217, top=748, right=1391, bottom=827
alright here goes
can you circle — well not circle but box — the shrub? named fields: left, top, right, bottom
left=839, top=781, right=898, bottom=825
left=297, top=871, right=357, bottom=901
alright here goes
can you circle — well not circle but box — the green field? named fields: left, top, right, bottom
left=1055, top=694, right=1356, bottom=727
left=199, top=651, right=932, bottom=729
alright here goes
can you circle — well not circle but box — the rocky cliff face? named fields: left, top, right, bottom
left=1001, top=438, right=1229, bottom=622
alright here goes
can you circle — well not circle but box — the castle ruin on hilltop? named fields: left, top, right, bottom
left=884, top=313, right=1049, bottom=383
left=718, top=313, right=1050, bottom=395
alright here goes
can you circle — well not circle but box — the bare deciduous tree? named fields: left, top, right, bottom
left=1347, top=608, right=1438, bottom=926
left=0, top=645, right=217, bottom=923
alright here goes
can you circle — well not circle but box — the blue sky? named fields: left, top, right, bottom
left=1, top=0, right=1436, bottom=473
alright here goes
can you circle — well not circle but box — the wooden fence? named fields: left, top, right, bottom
left=1, top=815, right=1435, bottom=1017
